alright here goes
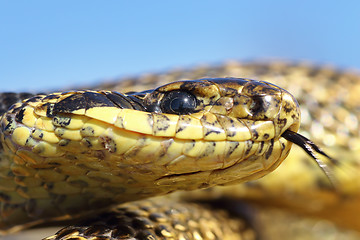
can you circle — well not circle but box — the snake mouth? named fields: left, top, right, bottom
left=152, top=129, right=338, bottom=190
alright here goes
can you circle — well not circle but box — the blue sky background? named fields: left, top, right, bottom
left=1, top=1, right=360, bottom=92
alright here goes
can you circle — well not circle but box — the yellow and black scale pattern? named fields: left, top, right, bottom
left=0, top=62, right=360, bottom=240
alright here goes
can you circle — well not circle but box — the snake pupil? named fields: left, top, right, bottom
left=161, top=90, right=197, bottom=114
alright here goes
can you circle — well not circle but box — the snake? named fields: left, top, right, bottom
left=0, top=61, right=359, bottom=240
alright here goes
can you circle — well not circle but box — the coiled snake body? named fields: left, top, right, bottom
left=0, top=62, right=359, bottom=239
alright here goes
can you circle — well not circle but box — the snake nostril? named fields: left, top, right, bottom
left=249, top=97, right=263, bottom=116
left=247, top=94, right=281, bottom=120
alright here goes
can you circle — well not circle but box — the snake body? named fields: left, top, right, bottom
left=0, top=62, right=359, bottom=239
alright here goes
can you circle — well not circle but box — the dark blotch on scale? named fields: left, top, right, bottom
left=43, top=94, right=61, bottom=100
left=15, top=108, right=26, bottom=123
left=51, top=92, right=117, bottom=116
left=2, top=116, right=13, bottom=132
left=258, top=141, right=265, bottom=153
left=265, top=139, right=274, bottom=159
left=105, top=92, right=145, bottom=110
left=53, top=116, right=71, bottom=127
left=104, top=92, right=134, bottom=109
left=126, top=95, right=147, bottom=110
left=25, top=95, right=43, bottom=103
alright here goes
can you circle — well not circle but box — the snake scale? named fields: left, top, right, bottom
left=0, top=62, right=359, bottom=240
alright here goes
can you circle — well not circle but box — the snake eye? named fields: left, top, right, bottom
left=161, top=91, right=197, bottom=114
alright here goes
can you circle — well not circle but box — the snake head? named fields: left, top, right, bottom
left=123, top=78, right=302, bottom=186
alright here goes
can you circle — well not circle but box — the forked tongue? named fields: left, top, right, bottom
left=282, top=130, right=338, bottom=189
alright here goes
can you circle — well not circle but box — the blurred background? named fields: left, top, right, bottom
left=1, top=1, right=360, bottom=91
left=1, top=2, right=360, bottom=240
